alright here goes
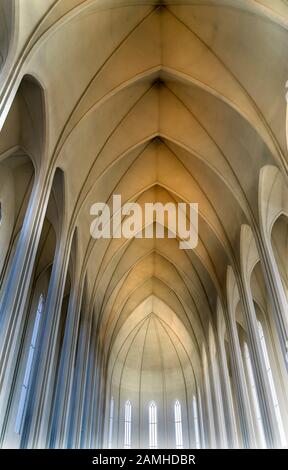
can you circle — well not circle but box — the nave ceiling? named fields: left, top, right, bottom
left=0, top=0, right=288, bottom=399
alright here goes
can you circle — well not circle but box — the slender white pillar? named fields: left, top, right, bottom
left=240, top=277, right=281, bottom=447
left=89, top=339, right=104, bottom=448
left=21, top=230, right=73, bottom=448
left=240, top=224, right=282, bottom=447
left=0, top=170, right=52, bottom=444
left=259, top=236, right=288, bottom=366
left=202, top=347, right=216, bottom=448
left=226, top=267, right=257, bottom=448
left=49, top=271, right=85, bottom=448
left=258, top=166, right=288, bottom=367
left=66, top=299, right=93, bottom=448
left=216, top=332, right=238, bottom=447
left=227, top=315, right=256, bottom=447
left=196, top=386, right=205, bottom=449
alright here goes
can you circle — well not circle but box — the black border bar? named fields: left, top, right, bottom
left=0, top=449, right=286, bottom=467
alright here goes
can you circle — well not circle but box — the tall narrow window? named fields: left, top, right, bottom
left=149, top=401, right=157, bottom=449
left=124, top=400, right=132, bottom=449
left=174, top=400, right=183, bottom=449
left=15, top=294, right=44, bottom=434
left=192, top=395, right=201, bottom=449
left=257, top=321, right=287, bottom=447
left=243, top=342, right=266, bottom=447
left=108, top=397, right=114, bottom=449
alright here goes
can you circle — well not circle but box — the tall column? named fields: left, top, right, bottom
left=66, top=301, right=93, bottom=448
left=65, top=306, right=88, bottom=448
left=48, top=272, right=85, bottom=448
left=89, top=339, right=104, bottom=448
left=81, top=315, right=100, bottom=449
left=208, top=356, right=225, bottom=447
left=226, top=314, right=257, bottom=447
left=208, top=325, right=228, bottom=448
left=0, top=170, right=52, bottom=445
left=196, top=384, right=205, bottom=449
left=258, top=235, right=288, bottom=368
left=96, top=363, right=107, bottom=449
left=202, top=349, right=216, bottom=448
left=75, top=311, right=94, bottom=449
left=258, top=167, right=288, bottom=368
left=217, top=331, right=238, bottom=448
left=21, top=229, right=73, bottom=448
left=79, top=327, right=96, bottom=448
left=226, top=266, right=257, bottom=448
left=239, top=275, right=281, bottom=448
left=240, top=225, right=282, bottom=447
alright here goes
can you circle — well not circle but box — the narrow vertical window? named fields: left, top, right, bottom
left=243, top=342, right=266, bottom=447
left=174, top=400, right=183, bottom=449
left=124, top=400, right=132, bottom=449
left=192, top=395, right=201, bottom=449
left=15, top=294, right=44, bottom=434
left=257, top=321, right=287, bottom=447
left=149, top=401, right=157, bottom=449
left=108, top=397, right=114, bottom=449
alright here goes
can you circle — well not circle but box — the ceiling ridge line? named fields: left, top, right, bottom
left=101, top=253, right=207, bottom=350
left=50, top=5, right=160, bottom=165
left=165, top=4, right=288, bottom=174
left=101, top=273, right=205, bottom=354
left=96, top=244, right=210, bottom=320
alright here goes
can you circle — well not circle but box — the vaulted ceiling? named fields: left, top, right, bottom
left=1, top=0, right=288, bottom=386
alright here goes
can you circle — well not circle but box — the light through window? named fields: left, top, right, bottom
left=149, top=401, right=157, bottom=449
left=192, top=395, right=201, bottom=449
left=124, top=400, right=132, bottom=448
left=174, top=400, right=183, bottom=449
left=257, top=321, right=287, bottom=447
left=15, top=294, right=44, bottom=434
